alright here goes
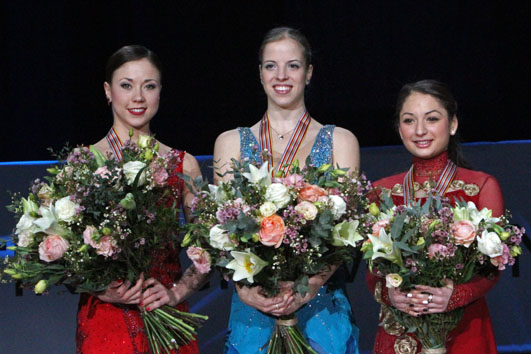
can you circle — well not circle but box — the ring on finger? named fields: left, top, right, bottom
left=275, top=304, right=280, bottom=310
left=428, top=294, right=433, bottom=303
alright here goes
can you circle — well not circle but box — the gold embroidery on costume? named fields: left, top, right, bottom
left=394, top=335, right=418, bottom=354
left=391, top=179, right=479, bottom=197
left=374, top=282, right=418, bottom=353
left=374, top=282, right=405, bottom=336
left=463, top=183, right=480, bottom=196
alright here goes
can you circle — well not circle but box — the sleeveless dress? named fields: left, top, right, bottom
left=224, top=125, right=360, bottom=354
left=366, top=152, right=503, bottom=354
left=76, top=150, right=199, bottom=354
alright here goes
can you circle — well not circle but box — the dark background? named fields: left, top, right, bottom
left=1, top=1, right=530, bottom=163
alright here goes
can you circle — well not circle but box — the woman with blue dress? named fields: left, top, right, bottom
left=213, top=27, right=361, bottom=354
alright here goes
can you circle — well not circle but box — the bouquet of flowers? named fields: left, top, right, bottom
left=181, top=157, right=373, bottom=354
left=362, top=195, right=524, bottom=353
left=2, top=134, right=207, bottom=354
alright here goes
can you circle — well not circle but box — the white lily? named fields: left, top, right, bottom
left=331, top=220, right=363, bottom=247
left=454, top=201, right=499, bottom=226
left=242, top=162, right=271, bottom=186
left=33, top=205, right=66, bottom=236
left=208, top=184, right=231, bottom=203
left=225, top=249, right=268, bottom=283
left=368, top=228, right=402, bottom=265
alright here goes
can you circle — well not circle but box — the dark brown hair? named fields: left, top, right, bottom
left=396, top=80, right=467, bottom=167
left=105, top=45, right=163, bottom=83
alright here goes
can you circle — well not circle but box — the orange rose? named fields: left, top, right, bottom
left=259, top=214, right=285, bottom=248
left=298, top=183, right=327, bottom=202
left=450, top=220, right=477, bottom=247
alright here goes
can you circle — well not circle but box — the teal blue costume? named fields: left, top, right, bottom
left=224, top=125, right=360, bottom=354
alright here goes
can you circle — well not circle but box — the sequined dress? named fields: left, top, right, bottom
left=366, top=152, right=503, bottom=354
left=224, top=125, right=360, bottom=354
left=76, top=150, right=199, bottom=354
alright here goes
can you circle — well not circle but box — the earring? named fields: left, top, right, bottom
left=107, top=97, right=111, bottom=105
left=306, top=80, right=310, bottom=85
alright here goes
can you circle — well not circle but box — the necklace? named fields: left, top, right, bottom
left=269, top=125, right=295, bottom=140
left=259, top=110, right=311, bottom=176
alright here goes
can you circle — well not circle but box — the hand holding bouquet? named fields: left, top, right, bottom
left=182, top=157, right=373, bottom=353
left=362, top=195, right=524, bottom=352
left=2, top=134, right=206, bottom=354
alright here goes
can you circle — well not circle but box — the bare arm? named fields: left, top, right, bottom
left=181, top=152, right=202, bottom=222
left=332, top=127, right=360, bottom=173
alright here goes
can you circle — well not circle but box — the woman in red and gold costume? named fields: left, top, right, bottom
left=366, top=80, right=503, bottom=353
left=76, top=45, right=207, bottom=354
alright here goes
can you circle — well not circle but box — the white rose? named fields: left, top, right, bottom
left=55, top=196, right=79, bottom=222
left=295, top=201, right=318, bottom=220
left=259, top=201, right=278, bottom=217
left=123, top=161, right=147, bottom=186
left=265, top=183, right=291, bottom=209
left=477, top=230, right=504, bottom=258
left=385, top=273, right=403, bottom=288
left=17, top=230, right=34, bottom=247
left=16, top=214, right=37, bottom=234
left=209, top=224, right=233, bottom=250
left=329, top=195, right=347, bottom=220
left=137, top=135, right=152, bottom=148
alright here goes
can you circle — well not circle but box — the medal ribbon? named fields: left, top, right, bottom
left=259, top=111, right=311, bottom=176
left=403, top=159, right=457, bottom=206
left=106, top=127, right=124, bottom=161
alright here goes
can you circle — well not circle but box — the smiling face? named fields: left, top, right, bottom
left=398, top=92, right=458, bottom=159
left=104, top=58, right=161, bottom=131
left=259, top=38, right=313, bottom=110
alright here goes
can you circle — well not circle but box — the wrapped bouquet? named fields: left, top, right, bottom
left=182, top=157, right=373, bottom=354
left=2, top=135, right=206, bottom=354
left=362, top=195, right=524, bottom=353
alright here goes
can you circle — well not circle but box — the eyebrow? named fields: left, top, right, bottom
left=401, top=109, right=443, bottom=116
left=120, top=77, right=159, bottom=83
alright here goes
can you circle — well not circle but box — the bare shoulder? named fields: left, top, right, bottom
left=156, top=141, right=173, bottom=155
left=183, top=151, right=199, bottom=170
left=91, top=138, right=113, bottom=157
left=214, top=128, right=240, bottom=147
left=333, top=126, right=359, bottom=145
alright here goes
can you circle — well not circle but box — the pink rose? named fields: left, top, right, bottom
left=451, top=220, right=477, bottom=247
left=186, top=247, right=212, bottom=274
left=94, top=166, right=111, bottom=179
left=38, top=235, right=69, bottom=262
left=428, top=243, right=449, bottom=260
left=83, top=226, right=99, bottom=248
left=282, top=174, right=305, bottom=188
left=372, top=219, right=391, bottom=237
left=298, top=184, right=328, bottom=202
left=96, top=236, right=116, bottom=257
left=259, top=214, right=285, bottom=248
left=152, top=167, right=169, bottom=187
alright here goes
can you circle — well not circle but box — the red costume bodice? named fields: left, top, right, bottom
left=366, top=152, right=504, bottom=354
left=76, top=150, right=198, bottom=354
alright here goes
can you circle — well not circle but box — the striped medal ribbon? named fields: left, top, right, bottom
left=403, top=159, right=457, bottom=206
left=259, top=111, right=311, bottom=176
left=105, top=127, right=124, bottom=161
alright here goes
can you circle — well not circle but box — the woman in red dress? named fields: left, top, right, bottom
left=76, top=45, right=207, bottom=354
left=366, top=80, right=503, bottom=353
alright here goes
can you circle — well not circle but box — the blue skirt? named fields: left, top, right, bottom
left=224, top=285, right=359, bottom=354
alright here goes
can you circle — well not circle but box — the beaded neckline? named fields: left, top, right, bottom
left=412, top=151, right=450, bottom=177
